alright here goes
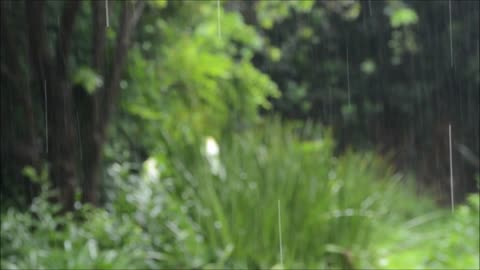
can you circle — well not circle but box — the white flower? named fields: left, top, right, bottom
left=144, top=158, right=159, bottom=181
left=204, top=136, right=226, bottom=180
left=205, top=136, right=219, bottom=157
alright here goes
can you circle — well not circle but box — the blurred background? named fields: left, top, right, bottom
left=1, top=0, right=479, bottom=269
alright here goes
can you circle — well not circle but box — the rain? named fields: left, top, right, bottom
left=346, top=43, right=351, bottom=107
left=0, top=0, right=478, bottom=269
left=449, top=123, right=454, bottom=212
left=43, top=79, right=48, bottom=154
left=277, top=199, right=284, bottom=269
left=217, top=0, right=222, bottom=38
left=106, top=0, right=109, bottom=28
left=449, top=0, right=453, bottom=67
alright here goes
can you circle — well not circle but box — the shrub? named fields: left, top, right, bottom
left=1, top=186, right=151, bottom=269
left=167, top=120, right=421, bottom=268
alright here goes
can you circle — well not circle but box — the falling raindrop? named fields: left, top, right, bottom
left=368, top=0, right=372, bottom=16
left=105, top=0, right=109, bottom=28
left=329, top=87, right=333, bottom=123
left=75, top=110, right=83, bottom=161
left=346, top=45, right=351, bottom=107
left=277, top=199, right=284, bottom=268
left=449, top=0, right=453, bottom=67
left=43, top=80, right=48, bottom=153
left=217, top=0, right=221, bottom=38
left=448, top=124, right=454, bottom=212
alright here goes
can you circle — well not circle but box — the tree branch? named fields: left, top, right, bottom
left=77, top=0, right=108, bottom=205
left=101, top=0, right=145, bottom=129
left=80, top=1, right=145, bottom=205
left=90, top=0, right=107, bottom=134
left=92, top=0, right=106, bottom=71
left=26, top=0, right=80, bottom=210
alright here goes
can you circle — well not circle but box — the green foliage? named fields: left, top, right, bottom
left=390, top=7, right=419, bottom=28
left=105, top=158, right=208, bottom=268
left=1, top=180, right=150, bottom=269
left=155, top=120, right=431, bottom=268
left=2, top=123, right=479, bottom=269
left=2, top=1, right=479, bottom=269
left=1, top=164, right=207, bottom=269
left=72, top=66, right=103, bottom=94
left=257, top=0, right=315, bottom=29
left=253, top=0, right=479, bottom=161
left=21, top=165, right=48, bottom=185
left=386, top=3, right=419, bottom=65
left=368, top=193, right=479, bottom=269
left=123, top=1, right=279, bottom=146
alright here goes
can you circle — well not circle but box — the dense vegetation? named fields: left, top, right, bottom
left=1, top=0, right=479, bottom=269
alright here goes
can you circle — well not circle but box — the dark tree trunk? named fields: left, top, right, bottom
left=81, top=1, right=145, bottom=205
left=1, top=1, right=40, bottom=205
left=80, top=0, right=107, bottom=205
left=20, top=0, right=145, bottom=209
left=25, top=0, right=80, bottom=210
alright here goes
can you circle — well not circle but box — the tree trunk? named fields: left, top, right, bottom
left=47, top=80, right=78, bottom=210
left=1, top=1, right=40, bottom=205
left=81, top=1, right=145, bottom=205
left=23, top=0, right=145, bottom=209
left=25, top=0, right=80, bottom=210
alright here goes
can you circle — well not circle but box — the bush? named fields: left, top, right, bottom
left=1, top=187, right=151, bottom=269
left=165, top=120, right=424, bottom=268
left=1, top=166, right=206, bottom=269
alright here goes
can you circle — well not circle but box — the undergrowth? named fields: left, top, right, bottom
left=1, top=122, right=478, bottom=269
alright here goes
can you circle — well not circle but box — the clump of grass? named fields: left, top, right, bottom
left=176, top=120, right=417, bottom=268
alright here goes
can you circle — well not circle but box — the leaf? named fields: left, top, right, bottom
left=21, top=166, right=38, bottom=182
left=72, top=66, right=103, bottom=94
left=344, top=1, right=361, bottom=20
left=390, top=7, right=418, bottom=28
left=127, top=104, right=162, bottom=120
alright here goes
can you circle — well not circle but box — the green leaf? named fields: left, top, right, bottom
left=390, top=7, right=418, bottom=28
left=344, top=2, right=361, bottom=20
left=72, top=66, right=103, bottom=94
left=268, top=47, right=282, bottom=62
left=21, top=166, right=38, bottom=182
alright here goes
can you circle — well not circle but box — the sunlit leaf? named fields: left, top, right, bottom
left=390, top=7, right=419, bottom=28
left=72, top=66, right=103, bottom=94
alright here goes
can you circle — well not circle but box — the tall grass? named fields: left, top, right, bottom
left=174, top=120, right=419, bottom=268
